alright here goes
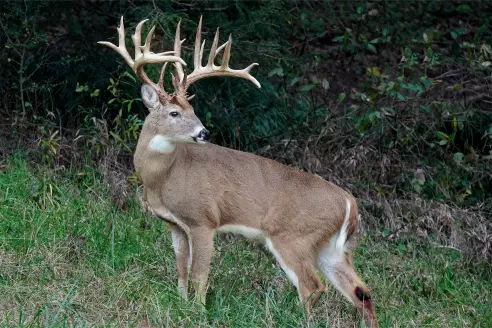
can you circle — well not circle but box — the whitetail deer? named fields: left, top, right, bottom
left=99, top=17, right=379, bottom=327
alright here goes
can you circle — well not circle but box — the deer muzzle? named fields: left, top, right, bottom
left=195, top=128, right=210, bottom=142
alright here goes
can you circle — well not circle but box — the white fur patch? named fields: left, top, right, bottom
left=153, top=207, right=192, bottom=271
left=170, top=226, right=189, bottom=300
left=317, top=230, right=342, bottom=270
left=336, top=199, right=351, bottom=250
left=265, top=238, right=299, bottom=289
left=193, top=126, right=204, bottom=136
left=317, top=199, right=351, bottom=270
left=316, top=198, right=353, bottom=302
left=317, top=235, right=352, bottom=301
left=217, top=224, right=265, bottom=241
left=149, top=135, right=176, bottom=153
left=171, top=227, right=186, bottom=256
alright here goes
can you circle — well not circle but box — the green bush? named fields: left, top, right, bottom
left=1, top=1, right=491, bottom=207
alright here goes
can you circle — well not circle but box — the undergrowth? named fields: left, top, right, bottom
left=2, top=1, right=491, bottom=208
left=0, top=155, right=490, bottom=327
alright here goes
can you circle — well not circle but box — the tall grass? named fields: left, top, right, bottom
left=0, top=154, right=490, bottom=327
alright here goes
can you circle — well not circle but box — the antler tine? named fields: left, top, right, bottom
left=132, top=19, right=147, bottom=60
left=200, top=40, right=206, bottom=65
left=157, top=62, right=174, bottom=102
left=173, top=20, right=186, bottom=83
left=215, top=42, right=228, bottom=58
left=158, top=62, right=168, bottom=90
left=194, top=16, right=204, bottom=70
left=171, top=73, right=181, bottom=92
left=142, top=25, right=157, bottom=54
left=154, top=51, right=178, bottom=56
left=97, top=16, right=134, bottom=68
left=220, top=34, right=232, bottom=70
left=207, top=27, right=220, bottom=68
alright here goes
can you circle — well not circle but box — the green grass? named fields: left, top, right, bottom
left=0, top=154, right=490, bottom=327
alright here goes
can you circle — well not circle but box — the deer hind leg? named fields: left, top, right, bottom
left=170, top=224, right=190, bottom=300
left=189, top=226, right=214, bottom=305
left=297, top=262, right=325, bottom=312
left=318, top=244, right=379, bottom=328
left=265, top=238, right=325, bottom=312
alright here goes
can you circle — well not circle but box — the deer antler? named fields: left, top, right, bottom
left=173, top=16, right=261, bottom=98
left=98, top=16, right=186, bottom=102
left=99, top=16, right=260, bottom=102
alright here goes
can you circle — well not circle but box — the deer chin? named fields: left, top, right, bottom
left=174, top=135, right=202, bottom=144
left=193, top=136, right=208, bottom=144
left=176, top=135, right=208, bottom=145
left=150, top=135, right=203, bottom=153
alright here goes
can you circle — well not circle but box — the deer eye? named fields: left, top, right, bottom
left=170, top=111, right=180, bottom=118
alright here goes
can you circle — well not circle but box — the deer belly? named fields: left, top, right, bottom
left=216, top=224, right=266, bottom=242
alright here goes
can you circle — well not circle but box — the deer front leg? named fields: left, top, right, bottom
left=170, top=224, right=190, bottom=300
left=189, top=227, right=214, bottom=305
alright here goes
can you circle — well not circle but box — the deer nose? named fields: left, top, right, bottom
left=197, top=129, right=210, bottom=141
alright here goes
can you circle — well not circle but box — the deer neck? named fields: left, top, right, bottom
left=134, top=123, right=179, bottom=178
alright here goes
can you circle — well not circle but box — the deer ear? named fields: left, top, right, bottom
left=141, top=84, right=160, bottom=111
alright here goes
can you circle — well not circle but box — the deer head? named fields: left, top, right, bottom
left=98, top=17, right=260, bottom=145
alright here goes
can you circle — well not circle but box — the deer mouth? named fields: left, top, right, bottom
left=193, top=136, right=208, bottom=144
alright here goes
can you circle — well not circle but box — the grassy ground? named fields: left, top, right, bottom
left=0, top=154, right=490, bottom=327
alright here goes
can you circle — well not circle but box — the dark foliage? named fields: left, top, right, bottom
left=1, top=1, right=491, bottom=257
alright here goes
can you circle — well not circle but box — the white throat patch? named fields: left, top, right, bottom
left=149, top=135, right=176, bottom=153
